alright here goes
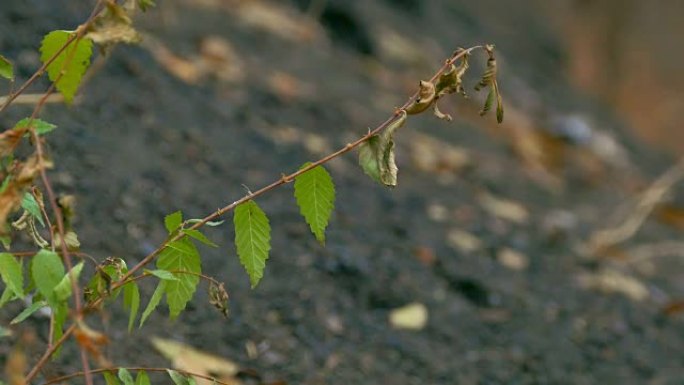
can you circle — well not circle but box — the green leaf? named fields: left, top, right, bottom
left=358, top=112, right=406, bottom=187
left=139, top=280, right=166, bottom=328
left=135, top=370, right=150, bottom=385
left=157, top=239, right=201, bottom=319
left=165, top=211, right=183, bottom=233
left=53, top=261, right=84, bottom=301
left=138, top=0, right=156, bottom=11
left=294, top=164, right=335, bottom=244
left=0, top=287, right=15, bottom=308
left=167, top=370, right=195, bottom=385
left=14, top=118, right=57, bottom=136
left=31, top=249, right=64, bottom=305
left=103, top=370, right=121, bottom=385
left=118, top=368, right=135, bottom=385
left=20, top=192, right=44, bottom=226
left=147, top=269, right=179, bottom=281
left=51, top=301, right=68, bottom=356
left=0, top=55, right=13, bottom=80
left=495, top=83, right=504, bottom=123
left=234, top=200, right=271, bottom=288
left=0, top=235, right=10, bottom=251
left=10, top=300, right=47, bottom=324
left=39, top=30, right=93, bottom=103
left=183, top=229, right=218, bottom=248
left=0, top=252, right=23, bottom=297
left=123, top=281, right=140, bottom=332
left=479, top=88, right=494, bottom=117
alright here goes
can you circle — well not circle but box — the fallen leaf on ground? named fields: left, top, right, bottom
left=478, top=193, right=529, bottom=224
left=497, top=248, right=529, bottom=271
left=389, top=302, right=428, bottom=330
left=151, top=337, right=241, bottom=385
left=446, top=229, right=482, bottom=253
left=577, top=269, right=649, bottom=301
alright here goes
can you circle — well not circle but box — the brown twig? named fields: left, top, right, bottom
left=588, top=156, right=684, bottom=254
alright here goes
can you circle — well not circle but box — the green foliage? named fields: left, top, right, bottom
left=165, top=210, right=183, bottom=233
left=234, top=200, right=271, bottom=288
left=156, top=239, right=201, bottom=318
left=103, top=370, right=120, bottom=385
left=294, top=163, right=335, bottom=244
left=122, top=279, right=140, bottom=332
left=39, top=30, right=93, bottom=103
left=0, top=253, right=23, bottom=298
left=31, top=249, right=65, bottom=306
left=10, top=300, right=46, bottom=324
left=183, top=229, right=218, bottom=248
left=167, top=370, right=196, bottom=385
left=0, top=55, right=13, bottom=80
left=21, top=192, right=44, bottom=226
left=118, top=368, right=135, bottom=385
left=135, top=370, right=150, bottom=385
left=140, top=280, right=166, bottom=328
left=358, top=111, right=407, bottom=186
left=14, top=118, right=57, bottom=136
left=138, top=0, right=156, bottom=11
left=54, top=261, right=84, bottom=301
left=147, top=269, right=179, bottom=281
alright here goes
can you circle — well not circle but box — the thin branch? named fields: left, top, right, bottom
left=588, top=156, right=684, bottom=254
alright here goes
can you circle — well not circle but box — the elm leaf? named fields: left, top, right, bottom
left=40, top=30, right=93, bottom=103
left=234, top=200, right=271, bottom=288
left=294, top=163, right=335, bottom=244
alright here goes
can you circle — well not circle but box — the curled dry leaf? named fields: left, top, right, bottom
left=0, top=155, right=51, bottom=236
left=208, top=281, right=229, bottom=318
left=405, top=81, right=436, bottom=115
left=87, top=2, right=141, bottom=46
left=358, top=111, right=407, bottom=186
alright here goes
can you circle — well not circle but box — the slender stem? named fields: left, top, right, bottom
left=24, top=323, right=77, bottom=383
left=41, top=367, right=235, bottom=385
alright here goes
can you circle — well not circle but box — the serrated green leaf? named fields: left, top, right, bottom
left=147, top=269, right=179, bottom=281
left=118, top=368, right=135, bottom=385
left=0, top=252, right=23, bottom=297
left=39, top=30, right=93, bottom=103
left=140, top=280, right=166, bottom=328
left=31, top=249, right=64, bottom=305
left=234, top=200, right=271, bottom=288
left=294, top=164, right=335, bottom=244
left=0, top=55, right=13, bottom=80
left=167, top=370, right=195, bottom=385
left=135, top=370, right=150, bottom=385
left=157, top=239, right=201, bottom=319
left=183, top=229, right=218, bottom=248
left=104, top=370, right=121, bottom=385
left=123, top=280, right=140, bottom=332
left=10, top=300, right=47, bottom=324
left=20, top=192, right=44, bottom=226
left=53, top=261, right=84, bottom=301
left=165, top=211, right=183, bottom=233
left=14, top=118, right=57, bottom=136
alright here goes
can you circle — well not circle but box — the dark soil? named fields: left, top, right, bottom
left=1, top=1, right=683, bottom=384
